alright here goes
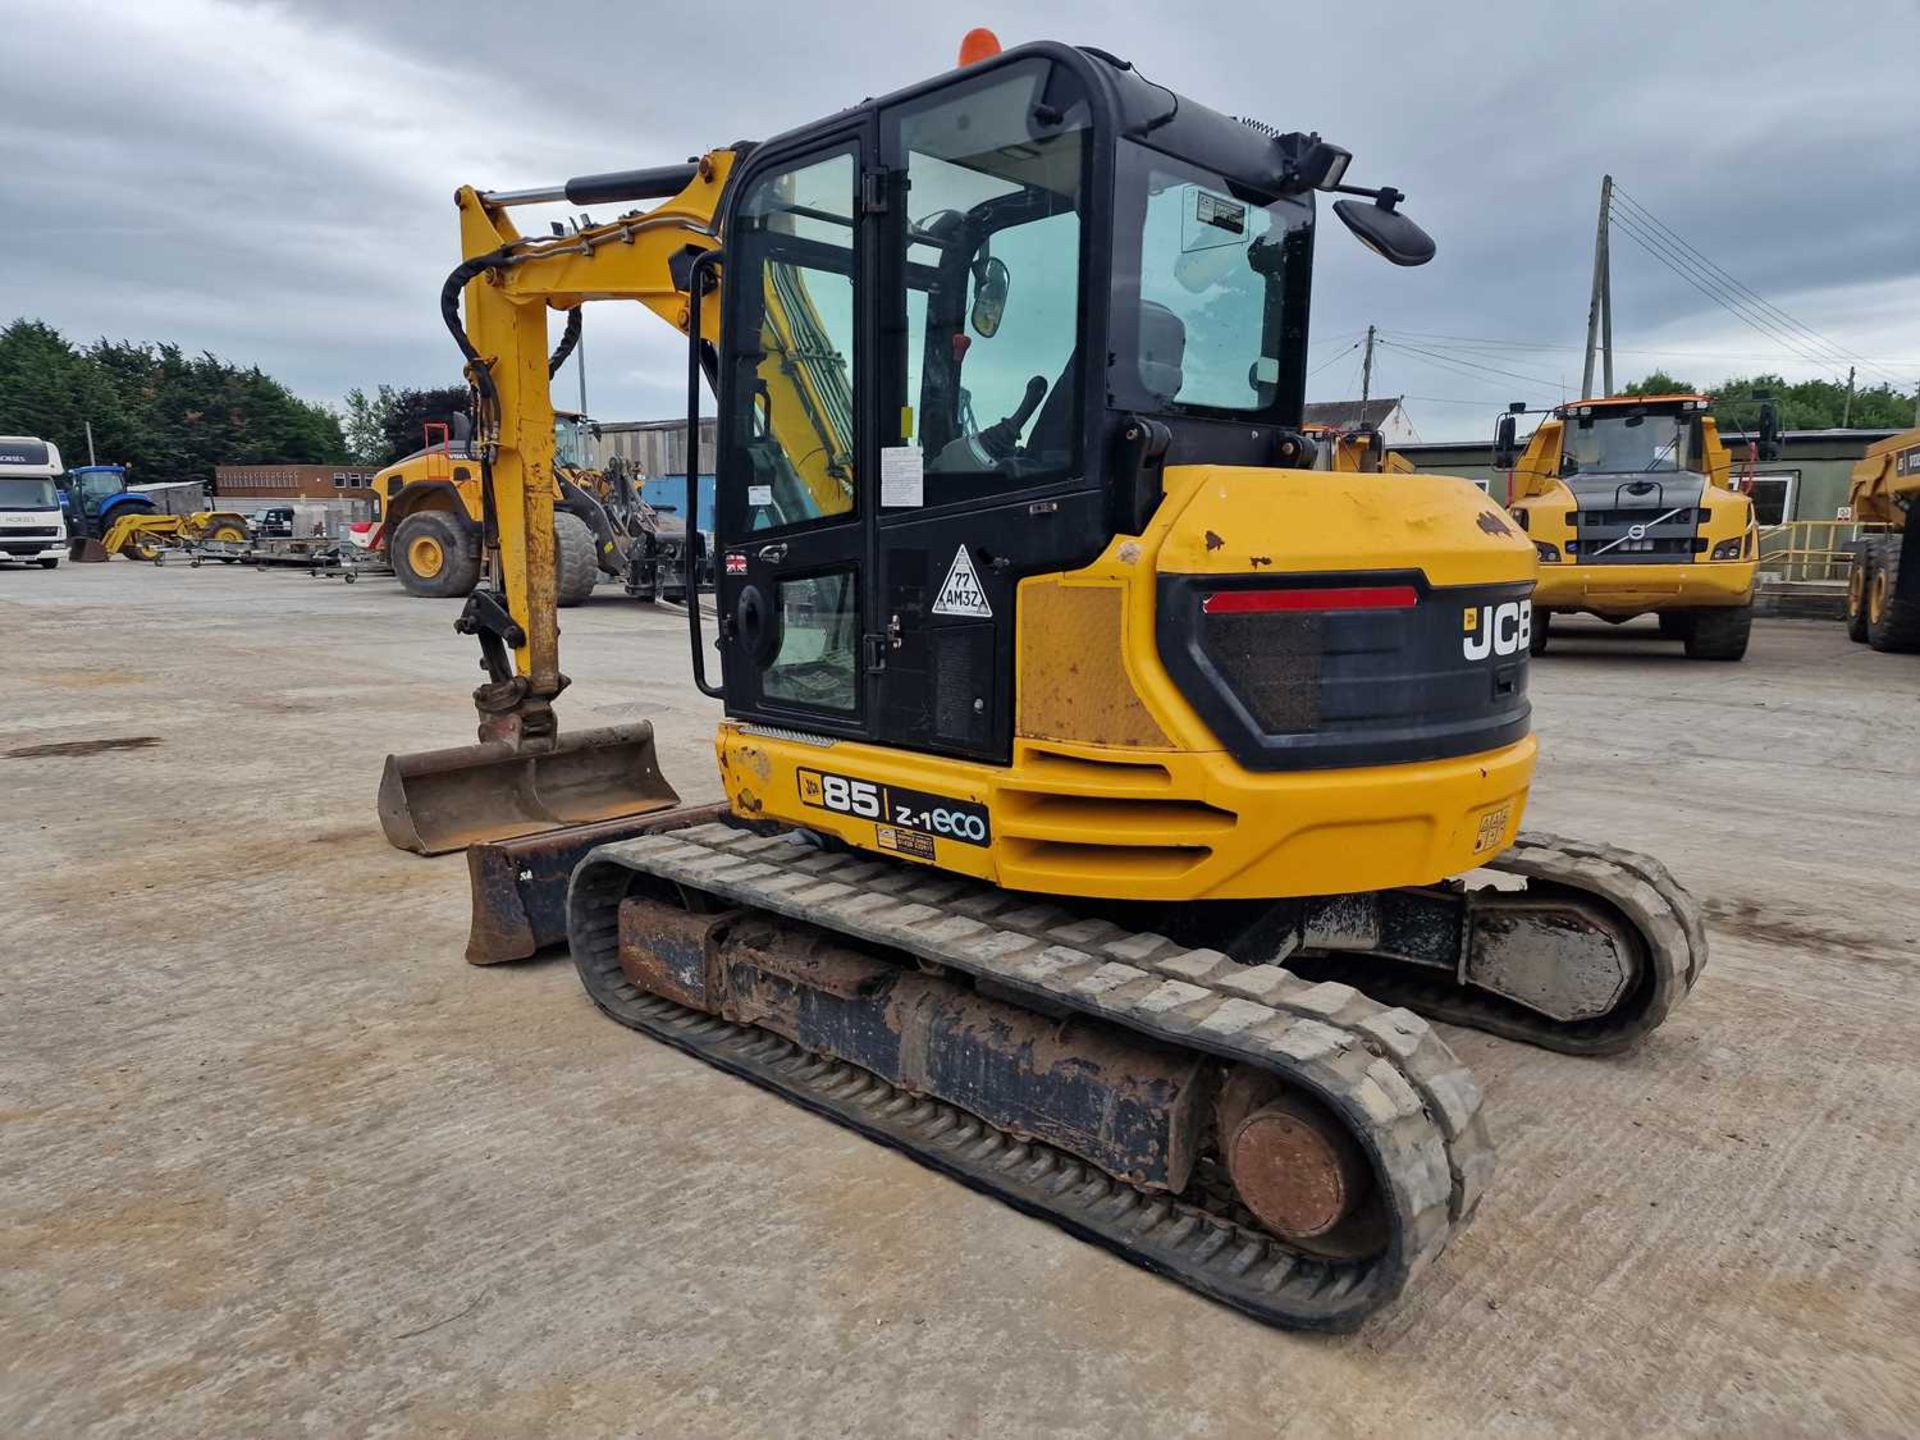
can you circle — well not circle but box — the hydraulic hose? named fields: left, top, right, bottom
left=548, top=308, right=582, bottom=379
left=439, top=249, right=514, bottom=551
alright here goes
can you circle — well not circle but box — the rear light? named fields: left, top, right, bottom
left=1534, top=542, right=1560, bottom=563
left=1712, top=538, right=1744, bottom=560
left=1512, top=508, right=1530, bottom=531
left=1201, top=585, right=1418, bottom=615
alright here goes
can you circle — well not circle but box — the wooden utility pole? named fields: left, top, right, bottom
left=1582, top=175, right=1614, bottom=399
left=1360, top=324, right=1376, bottom=409
left=1842, top=366, right=1856, bottom=427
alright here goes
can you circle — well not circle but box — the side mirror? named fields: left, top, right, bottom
left=1757, top=400, right=1782, bottom=462
left=970, top=255, right=1010, bottom=338
left=1493, top=413, right=1519, bottom=470
left=1332, top=197, right=1435, bottom=267
left=449, top=412, right=473, bottom=444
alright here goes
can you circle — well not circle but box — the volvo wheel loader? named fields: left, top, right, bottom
left=380, top=34, right=1705, bottom=1330
left=1496, top=393, right=1772, bottom=659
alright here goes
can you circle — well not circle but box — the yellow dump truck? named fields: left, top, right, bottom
left=1843, top=425, right=1920, bottom=651
left=1498, top=393, right=1767, bottom=660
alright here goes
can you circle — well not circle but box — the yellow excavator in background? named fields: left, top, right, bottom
left=371, top=406, right=689, bottom=605
left=379, top=33, right=1705, bottom=1331
left=1303, top=422, right=1416, bottom=474
left=1843, top=425, right=1920, bottom=651
left=1497, top=392, right=1772, bottom=659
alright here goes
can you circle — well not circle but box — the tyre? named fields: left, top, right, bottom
left=205, top=518, right=248, bottom=563
left=36, top=557, right=57, bottom=569
left=1684, top=603, right=1752, bottom=661
left=1866, top=536, right=1920, bottom=653
left=392, top=511, right=480, bottom=599
left=1657, top=612, right=1693, bottom=641
left=1845, top=547, right=1872, bottom=644
left=554, top=511, right=598, bottom=607
left=1528, top=606, right=1552, bottom=656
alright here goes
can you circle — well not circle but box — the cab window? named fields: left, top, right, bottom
left=726, top=150, right=859, bottom=533
left=884, top=60, right=1089, bottom=508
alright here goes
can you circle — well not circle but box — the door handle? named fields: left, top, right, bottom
left=757, top=543, right=788, bottom=563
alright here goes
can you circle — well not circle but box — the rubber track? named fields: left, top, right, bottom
left=1316, top=830, right=1707, bottom=1057
left=569, top=823, right=1497, bottom=1331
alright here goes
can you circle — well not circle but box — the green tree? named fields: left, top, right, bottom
left=378, top=385, right=471, bottom=466
left=0, top=317, right=348, bottom=482
left=342, top=385, right=397, bottom=465
left=1619, top=367, right=1917, bottom=434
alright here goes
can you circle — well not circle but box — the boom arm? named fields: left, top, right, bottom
left=447, top=147, right=865, bottom=744
left=447, top=153, right=734, bottom=742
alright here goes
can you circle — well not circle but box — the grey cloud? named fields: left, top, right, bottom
left=5, top=0, right=1916, bottom=441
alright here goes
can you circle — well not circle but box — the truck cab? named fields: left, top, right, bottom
left=0, top=436, right=70, bottom=568
left=1501, top=393, right=1760, bottom=660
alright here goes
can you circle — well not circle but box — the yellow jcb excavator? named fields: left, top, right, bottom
left=379, top=34, right=1705, bottom=1330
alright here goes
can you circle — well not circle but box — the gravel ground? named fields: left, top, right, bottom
left=3, top=560, right=1917, bottom=1438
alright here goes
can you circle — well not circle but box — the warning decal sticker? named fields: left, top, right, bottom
left=931, top=546, right=992, bottom=618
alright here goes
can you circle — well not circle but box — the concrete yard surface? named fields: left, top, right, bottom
left=3, top=563, right=1918, bottom=1438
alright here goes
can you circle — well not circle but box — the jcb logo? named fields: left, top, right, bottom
left=1463, top=599, right=1531, bottom=660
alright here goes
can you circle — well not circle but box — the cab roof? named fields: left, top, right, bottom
left=1558, top=393, right=1713, bottom=414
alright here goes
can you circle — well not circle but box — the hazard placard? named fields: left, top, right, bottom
left=932, top=546, right=992, bottom=618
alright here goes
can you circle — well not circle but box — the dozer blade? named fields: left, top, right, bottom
left=68, top=537, right=110, bottom=563
left=377, top=721, right=679, bottom=856
left=464, top=801, right=727, bottom=964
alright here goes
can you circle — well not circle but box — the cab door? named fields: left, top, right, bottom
left=870, top=57, right=1102, bottom=764
left=713, top=137, right=875, bottom=737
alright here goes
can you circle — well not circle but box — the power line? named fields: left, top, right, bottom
left=1306, top=339, right=1361, bottom=378
left=1377, top=337, right=1563, bottom=389
left=1379, top=329, right=1920, bottom=368
left=1605, top=210, right=1853, bottom=380
left=1610, top=186, right=1904, bottom=387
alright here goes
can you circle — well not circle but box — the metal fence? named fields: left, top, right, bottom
left=1756, top=520, right=1887, bottom=583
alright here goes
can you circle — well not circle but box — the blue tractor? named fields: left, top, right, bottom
left=60, top=464, right=157, bottom=561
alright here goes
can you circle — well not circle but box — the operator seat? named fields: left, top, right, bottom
left=1022, top=301, right=1188, bottom=460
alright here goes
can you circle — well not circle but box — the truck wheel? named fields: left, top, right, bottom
left=1529, top=607, right=1552, bottom=656
left=1845, top=548, right=1872, bottom=644
left=392, top=512, right=479, bottom=599
left=1866, top=537, right=1920, bottom=653
left=1657, top=612, right=1693, bottom=640
left=1684, top=604, right=1752, bottom=661
left=555, top=511, right=598, bottom=607
left=36, top=557, right=58, bottom=569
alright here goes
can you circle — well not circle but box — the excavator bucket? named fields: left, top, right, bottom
left=377, top=721, right=679, bottom=856
left=68, top=537, right=110, bottom=562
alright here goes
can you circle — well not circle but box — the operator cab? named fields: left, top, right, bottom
left=704, top=40, right=1432, bottom=762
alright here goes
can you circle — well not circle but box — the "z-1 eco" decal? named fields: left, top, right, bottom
left=796, top=768, right=991, bottom=849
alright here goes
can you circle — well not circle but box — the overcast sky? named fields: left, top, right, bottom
left=6, top=0, right=1918, bottom=441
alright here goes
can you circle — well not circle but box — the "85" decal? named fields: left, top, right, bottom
left=797, top=768, right=991, bottom=847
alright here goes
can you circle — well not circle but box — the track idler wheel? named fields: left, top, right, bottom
left=1216, top=1067, right=1386, bottom=1258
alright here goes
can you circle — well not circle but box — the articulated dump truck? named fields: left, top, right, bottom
left=1844, top=425, right=1920, bottom=652
left=1499, top=393, right=1772, bottom=660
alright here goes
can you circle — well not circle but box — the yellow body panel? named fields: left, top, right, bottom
left=1849, top=426, right=1920, bottom=530
left=1532, top=557, right=1754, bottom=611
left=1509, top=395, right=1757, bottom=617
left=716, top=462, right=1538, bottom=903
left=718, top=725, right=1533, bottom=902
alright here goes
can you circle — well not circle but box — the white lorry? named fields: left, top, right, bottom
left=0, top=436, right=68, bottom=568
